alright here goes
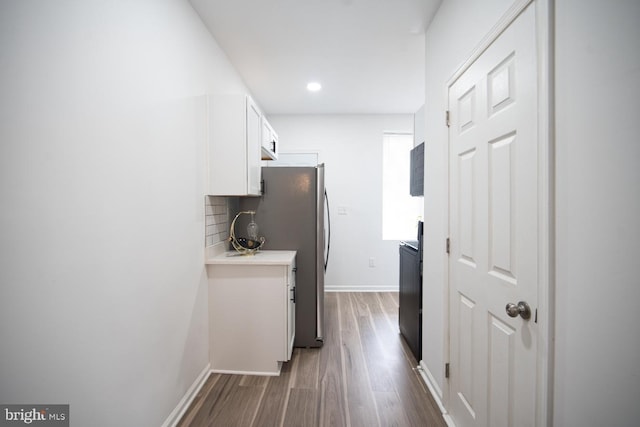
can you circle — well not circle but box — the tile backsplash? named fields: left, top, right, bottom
left=205, top=196, right=230, bottom=247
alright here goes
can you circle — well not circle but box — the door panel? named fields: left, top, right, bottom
left=449, top=4, right=538, bottom=427
left=488, top=53, right=516, bottom=116
left=458, top=148, right=477, bottom=266
left=488, top=132, right=517, bottom=283
left=488, top=315, right=516, bottom=427
left=457, top=293, right=477, bottom=420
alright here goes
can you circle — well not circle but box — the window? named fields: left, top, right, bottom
left=382, top=133, right=424, bottom=240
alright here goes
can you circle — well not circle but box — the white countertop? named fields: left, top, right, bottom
left=205, top=250, right=296, bottom=266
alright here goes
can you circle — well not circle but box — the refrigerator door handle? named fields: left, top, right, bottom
left=324, top=189, right=330, bottom=272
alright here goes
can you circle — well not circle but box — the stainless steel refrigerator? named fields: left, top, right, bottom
left=237, top=165, right=329, bottom=348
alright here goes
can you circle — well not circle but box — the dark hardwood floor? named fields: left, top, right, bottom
left=178, top=292, right=446, bottom=427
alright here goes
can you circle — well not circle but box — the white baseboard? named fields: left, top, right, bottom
left=325, top=285, right=398, bottom=292
left=162, top=363, right=211, bottom=427
left=417, top=360, right=456, bottom=427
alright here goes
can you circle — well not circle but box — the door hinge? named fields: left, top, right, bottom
left=446, top=237, right=450, bottom=254
left=446, top=110, right=451, bottom=127
left=445, top=363, right=450, bottom=379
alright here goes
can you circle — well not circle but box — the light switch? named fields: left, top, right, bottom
left=337, top=206, right=347, bottom=215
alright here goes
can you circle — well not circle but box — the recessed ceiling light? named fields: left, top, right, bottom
left=307, top=82, right=322, bottom=92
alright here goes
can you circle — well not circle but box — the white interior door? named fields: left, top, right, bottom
left=448, top=4, right=539, bottom=427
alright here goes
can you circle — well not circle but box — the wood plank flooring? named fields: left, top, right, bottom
left=177, top=292, right=446, bottom=427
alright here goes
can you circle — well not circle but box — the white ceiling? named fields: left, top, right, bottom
left=189, top=0, right=442, bottom=115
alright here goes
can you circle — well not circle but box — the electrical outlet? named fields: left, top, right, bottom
left=369, top=257, right=375, bottom=267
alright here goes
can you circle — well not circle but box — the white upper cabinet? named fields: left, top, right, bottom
left=261, top=117, right=278, bottom=160
left=206, top=94, right=262, bottom=196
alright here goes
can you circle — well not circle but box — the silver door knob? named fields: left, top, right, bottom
left=505, top=301, right=531, bottom=320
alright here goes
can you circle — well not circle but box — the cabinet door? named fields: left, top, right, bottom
left=399, top=245, right=421, bottom=361
left=206, top=94, right=262, bottom=196
left=410, top=142, right=424, bottom=196
left=287, top=263, right=296, bottom=359
left=261, top=118, right=278, bottom=160
left=246, top=97, right=262, bottom=196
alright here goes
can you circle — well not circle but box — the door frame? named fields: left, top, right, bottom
left=443, top=0, right=554, bottom=425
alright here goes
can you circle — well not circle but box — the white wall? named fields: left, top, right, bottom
left=421, top=0, right=515, bottom=398
left=554, top=0, right=640, bottom=425
left=0, top=1, right=247, bottom=426
left=268, top=114, right=414, bottom=291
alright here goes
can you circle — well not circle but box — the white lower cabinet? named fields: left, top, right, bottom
left=206, top=251, right=296, bottom=375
